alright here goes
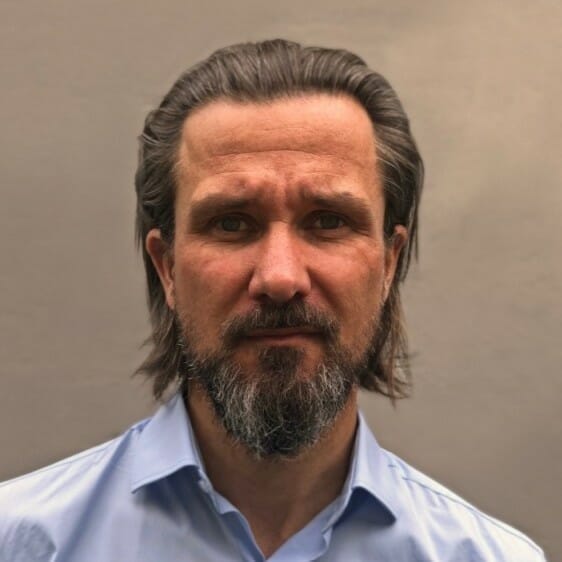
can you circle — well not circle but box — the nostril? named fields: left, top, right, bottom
left=247, top=230, right=312, bottom=302
left=256, top=290, right=306, bottom=306
left=248, top=265, right=311, bottom=304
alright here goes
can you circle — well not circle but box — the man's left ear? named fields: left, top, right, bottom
left=383, top=225, right=408, bottom=301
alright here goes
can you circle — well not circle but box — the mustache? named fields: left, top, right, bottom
left=221, top=301, right=339, bottom=347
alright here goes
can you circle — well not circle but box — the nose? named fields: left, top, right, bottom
left=248, top=225, right=312, bottom=304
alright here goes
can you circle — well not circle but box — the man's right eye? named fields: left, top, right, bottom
left=213, top=215, right=251, bottom=233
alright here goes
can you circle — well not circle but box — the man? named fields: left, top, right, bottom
left=0, top=39, right=546, bottom=561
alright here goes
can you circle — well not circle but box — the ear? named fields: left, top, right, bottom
left=383, top=225, right=408, bottom=302
left=145, top=228, right=175, bottom=310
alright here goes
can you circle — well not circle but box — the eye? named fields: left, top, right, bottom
left=207, top=215, right=257, bottom=241
left=311, top=213, right=348, bottom=230
left=214, top=215, right=250, bottom=233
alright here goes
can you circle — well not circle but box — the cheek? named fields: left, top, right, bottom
left=173, top=245, right=250, bottom=317
left=313, top=245, right=386, bottom=304
left=312, top=246, right=386, bottom=343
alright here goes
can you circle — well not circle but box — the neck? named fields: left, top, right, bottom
left=186, top=383, right=358, bottom=558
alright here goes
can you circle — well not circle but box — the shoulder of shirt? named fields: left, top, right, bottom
left=0, top=416, right=151, bottom=512
left=379, top=448, right=546, bottom=561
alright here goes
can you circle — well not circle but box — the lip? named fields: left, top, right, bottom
left=245, top=328, right=321, bottom=342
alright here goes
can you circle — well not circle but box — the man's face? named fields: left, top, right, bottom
left=147, top=94, right=405, bottom=457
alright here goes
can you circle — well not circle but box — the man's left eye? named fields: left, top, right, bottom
left=312, top=213, right=347, bottom=230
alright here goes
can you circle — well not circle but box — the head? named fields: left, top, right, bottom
left=135, top=39, right=423, bottom=457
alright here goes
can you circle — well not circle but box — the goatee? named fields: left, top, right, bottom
left=177, top=302, right=372, bottom=460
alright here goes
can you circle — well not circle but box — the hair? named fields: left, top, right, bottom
left=134, top=39, right=424, bottom=401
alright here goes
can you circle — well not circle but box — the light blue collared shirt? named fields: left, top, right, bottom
left=0, top=393, right=545, bottom=561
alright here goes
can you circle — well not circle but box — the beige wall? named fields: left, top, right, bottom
left=1, top=0, right=560, bottom=558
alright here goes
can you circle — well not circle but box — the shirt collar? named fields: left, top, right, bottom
left=130, top=392, right=204, bottom=492
left=326, top=411, right=399, bottom=526
left=131, top=393, right=400, bottom=526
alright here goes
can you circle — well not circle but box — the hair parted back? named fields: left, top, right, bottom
left=135, top=39, right=424, bottom=401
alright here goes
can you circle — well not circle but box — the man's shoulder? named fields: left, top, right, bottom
left=0, top=417, right=150, bottom=521
left=381, top=448, right=546, bottom=561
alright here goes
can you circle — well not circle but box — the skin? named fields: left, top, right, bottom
left=146, top=94, right=406, bottom=557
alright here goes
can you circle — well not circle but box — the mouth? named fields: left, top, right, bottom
left=245, top=327, right=322, bottom=343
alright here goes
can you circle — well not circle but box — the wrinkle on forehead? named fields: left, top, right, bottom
left=175, top=95, right=382, bottom=209
left=182, top=150, right=367, bottom=183
left=178, top=151, right=380, bottom=210
left=178, top=94, right=378, bottom=172
left=190, top=174, right=370, bottom=206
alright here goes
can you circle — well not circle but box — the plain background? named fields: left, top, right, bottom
left=1, top=0, right=560, bottom=559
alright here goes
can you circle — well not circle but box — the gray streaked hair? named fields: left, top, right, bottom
left=134, top=39, right=424, bottom=401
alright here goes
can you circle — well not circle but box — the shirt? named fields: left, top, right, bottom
left=0, top=393, right=546, bottom=562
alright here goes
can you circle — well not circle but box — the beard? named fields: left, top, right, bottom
left=176, top=301, right=376, bottom=460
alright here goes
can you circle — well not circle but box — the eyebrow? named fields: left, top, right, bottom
left=302, top=191, right=373, bottom=221
left=188, top=194, right=254, bottom=228
left=188, top=189, right=375, bottom=229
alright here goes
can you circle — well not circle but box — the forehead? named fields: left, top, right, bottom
left=176, top=94, right=381, bottom=206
